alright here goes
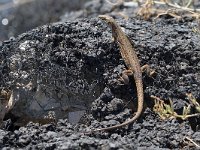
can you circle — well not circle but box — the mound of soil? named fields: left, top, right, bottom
left=0, top=0, right=199, bottom=149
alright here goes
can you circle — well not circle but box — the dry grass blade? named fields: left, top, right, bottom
left=184, top=136, right=200, bottom=148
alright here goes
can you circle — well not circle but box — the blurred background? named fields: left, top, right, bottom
left=1, top=0, right=200, bottom=43
left=0, top=0, right=88, bottom=42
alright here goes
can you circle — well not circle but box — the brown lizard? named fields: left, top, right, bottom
left=88, top=15, right=144, bottom=132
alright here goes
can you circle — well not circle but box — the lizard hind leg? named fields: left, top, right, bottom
left=141, top=64, right=155, bottom=77
left=118, top=69, right=133, bottom=85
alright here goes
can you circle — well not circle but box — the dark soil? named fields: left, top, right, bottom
left=0, top=0, right=200, bottom=149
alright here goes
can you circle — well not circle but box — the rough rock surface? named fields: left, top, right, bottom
left=1, top=19, right=108, bottom=125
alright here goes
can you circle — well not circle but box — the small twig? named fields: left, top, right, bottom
left=154, top=8, right=182, bottom=20
left=175, top=113, right=200, bottom=119
left=184, top=136, right=200, bottom=148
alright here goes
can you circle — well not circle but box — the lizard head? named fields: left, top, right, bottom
left=98, top=15, right=115, bottom=24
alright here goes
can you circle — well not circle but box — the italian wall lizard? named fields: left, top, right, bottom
left=89, top=15, right=144, bottom=132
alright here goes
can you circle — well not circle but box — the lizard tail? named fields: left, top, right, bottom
left=87, top=79, right=144, bottom=133
left=93, top=111, right=141, bottom=132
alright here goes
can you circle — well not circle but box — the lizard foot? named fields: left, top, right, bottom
left=141, top=64, right=155, bottom=77
left=118, top=69, right=133, bottom=85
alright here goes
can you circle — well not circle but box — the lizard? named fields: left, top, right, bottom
left=88, top=15, right=145, bottom=133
